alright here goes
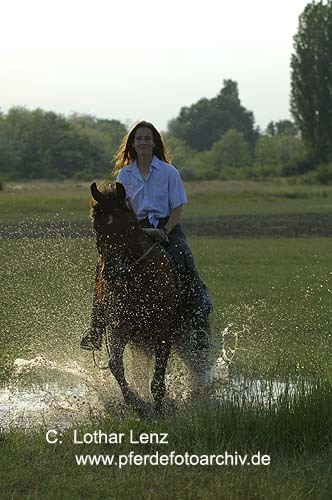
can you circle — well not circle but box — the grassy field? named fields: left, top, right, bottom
left=1, top=236, right=331, bottom=380
left=2, top=395, right=332, bottom=499
left=1, top=179, right=332, bottom=223
left=1, top=180, right=332, bottom=498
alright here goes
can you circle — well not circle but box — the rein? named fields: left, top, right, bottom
left=118, top=240, right=159, bottom=274
left=104, top=239, right=159, bottom=281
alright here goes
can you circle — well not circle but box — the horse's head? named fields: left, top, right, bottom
left=90, top=182, right=136, bottom=240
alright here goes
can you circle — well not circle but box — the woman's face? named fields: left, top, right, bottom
left=133, top=127, right=155, bottom=159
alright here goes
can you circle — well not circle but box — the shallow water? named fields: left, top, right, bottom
left=0, top=356, right=111, bottom=430
left=0, top=351, right=305, bottom=431
left=221, top=375, right=303, bottom=407
left=0, top=382, right=103, bottom=430
left=0, top=351, right=230, bottom=430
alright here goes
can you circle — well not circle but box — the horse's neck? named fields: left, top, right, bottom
left=98, top=227, right=149, bottom=263
left=130, top=227, right=149, bottom=258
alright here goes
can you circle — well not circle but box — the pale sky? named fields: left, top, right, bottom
left=1, top=0, right=310, bottom=133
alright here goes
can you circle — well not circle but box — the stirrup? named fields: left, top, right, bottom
left=80, top=328, right=102, bottom=351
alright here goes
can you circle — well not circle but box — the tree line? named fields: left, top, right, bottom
left=1, top=1, right=331, bottom=184
left=165, top=80, right=307, bottom=181
left=0, top=83, right=307, bottom=183
left=0, top=108, right=126, bottom=181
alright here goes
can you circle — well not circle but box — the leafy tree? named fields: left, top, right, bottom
left=265, top=121, right=276, bottom=137
left=69, top=114, right=127, bottom=174
left=2, top=107, right=102, bottom=179
left=188, top=151, right=216, bottom=180
left=163, top=133, right=198, bottom=179
left=277, top=134, right=305, bottom=166
left=254, top=131, right=307, bottom=177
left=314, top=162, right=332, bottom=184
left=0, top=108, right=127, bottom=180
left=168, top=80, right=258, bottom=152
left=207, top=129, right=251, bottom=177
left=290, top=0, right=332, bottom=164
left=266, top=120, right=298, bottom=136
left=254, top=136, right=280, bottom=171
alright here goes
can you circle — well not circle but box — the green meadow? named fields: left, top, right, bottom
left=1, top=179, right=332, bottom=222
left=0, top=180, right=332, bottom=499
left=1, top=236, right=331, bottom=380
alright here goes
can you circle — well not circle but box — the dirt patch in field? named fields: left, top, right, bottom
left=183, top=214, right=332, bottom=237
left=1, top=213, right=332, bottom=238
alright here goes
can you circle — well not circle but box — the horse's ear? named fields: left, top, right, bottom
left=116, top=182, right=126, bottom=202
left=90, top=182, right=105, bottom=203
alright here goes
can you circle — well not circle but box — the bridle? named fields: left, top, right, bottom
left=96, top=207, right=159, bottom=280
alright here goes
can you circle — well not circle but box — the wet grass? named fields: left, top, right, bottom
left=1, top=181, right=332, bottom=498
left=0, top=234, right=331, bottom=498
left=0, top=237, right=95, bottom=380
left=2, top=179, right=332, bottom=222
left=194, top=237, right=332, bottom=379
left=1, top=236, right=331, bottom=381
left=1, top=382, right=332, bottom=499
left=0, top=180, right=91, bottom=223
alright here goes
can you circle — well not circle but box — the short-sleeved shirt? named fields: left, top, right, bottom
left=116, top=155, right=188, bottom=228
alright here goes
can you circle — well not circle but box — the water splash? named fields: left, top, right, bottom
left=1, top=230, right=330, bottom=430
left=0, top=355, right=112, bottom=430
left=0, top=382, right=99, bottom=431
left=0, top=346, right=230, bottom=430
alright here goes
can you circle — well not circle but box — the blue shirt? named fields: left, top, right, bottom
left=116, top=155, right=188, bottom=228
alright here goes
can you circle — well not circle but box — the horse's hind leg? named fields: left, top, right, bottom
left=151, top=342, right=171, bottom=413
left=176, top=327, right=210, bottom=400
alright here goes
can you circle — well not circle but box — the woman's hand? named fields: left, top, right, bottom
left=143, top=228, right=169, bottom=243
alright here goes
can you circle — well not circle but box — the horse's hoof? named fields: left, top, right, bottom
left=155, top=398, right=177, bottom=417
left=125, top=392, right=156, bottom=419
left=155, top=402, right=162, bottom=415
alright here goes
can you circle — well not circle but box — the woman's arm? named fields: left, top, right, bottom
left=164, top=205, right=183, bottom=234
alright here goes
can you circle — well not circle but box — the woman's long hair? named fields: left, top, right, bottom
left=112, top=121, right=171, bottom=176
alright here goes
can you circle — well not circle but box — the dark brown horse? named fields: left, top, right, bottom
left=89, top=181, right=183, bottom=414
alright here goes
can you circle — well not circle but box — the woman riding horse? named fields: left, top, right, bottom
left=81, top=121, right=212, bottom=353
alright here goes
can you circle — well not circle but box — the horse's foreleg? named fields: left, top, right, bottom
left=109, top=340, right=152, bottom=416
left=151, top=342, right=171, bottom=413
left=108, top=340, right=130, bottom=400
